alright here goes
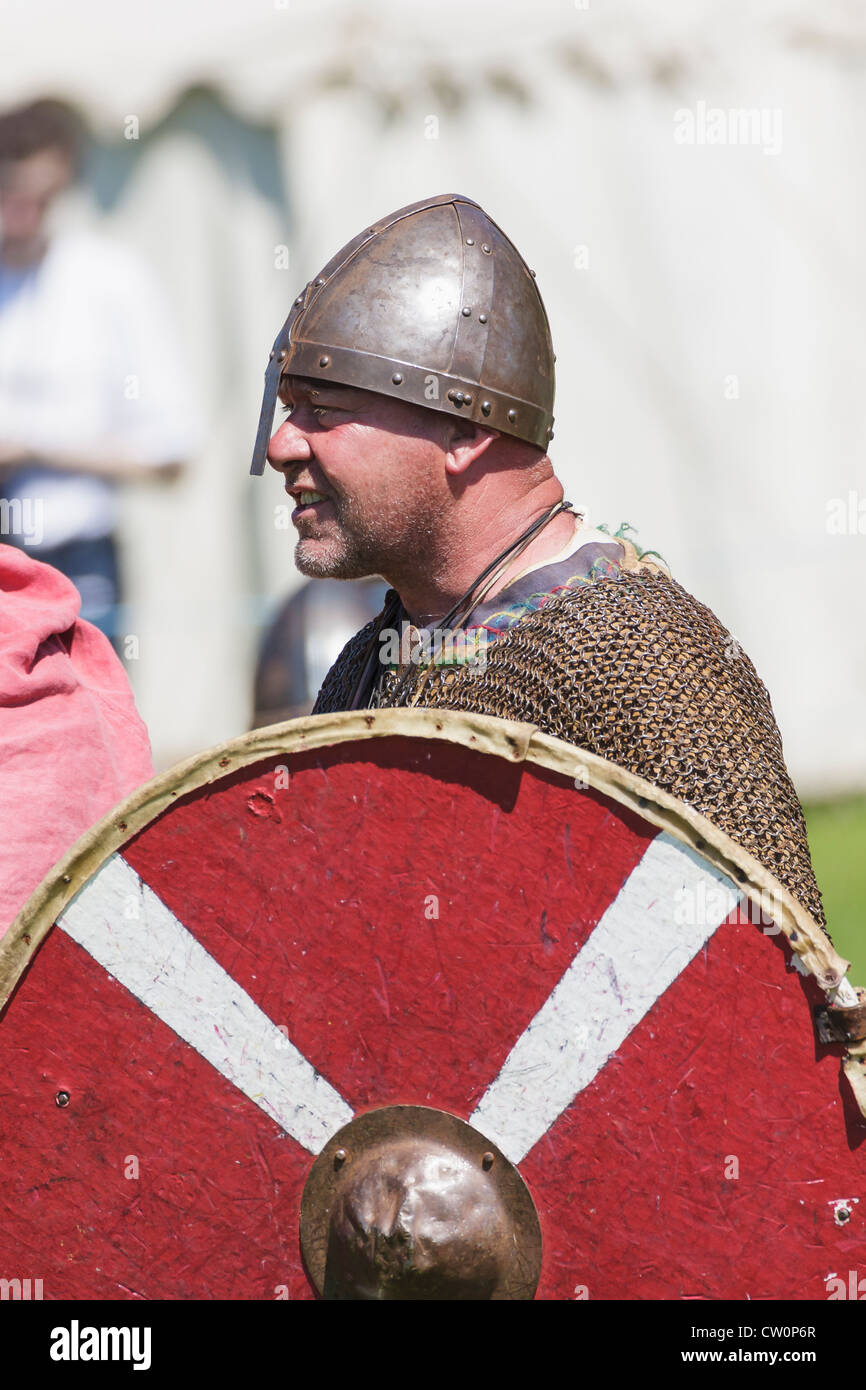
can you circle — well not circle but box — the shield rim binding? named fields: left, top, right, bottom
left=0, top=707, right=848, bottom=1019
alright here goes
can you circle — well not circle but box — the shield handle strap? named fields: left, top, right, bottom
left=816, top=987, right=866, bottom=1114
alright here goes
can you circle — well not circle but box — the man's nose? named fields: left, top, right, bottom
left=266, top=415, right=313, bottom=473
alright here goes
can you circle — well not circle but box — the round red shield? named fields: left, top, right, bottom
left=0, top=709, right=862, bottom=1300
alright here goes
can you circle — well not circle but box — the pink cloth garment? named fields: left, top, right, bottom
left=0, top=547, right=154, bottom=934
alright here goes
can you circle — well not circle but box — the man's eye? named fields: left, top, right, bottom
left=279, top=403, right=333, bottom=421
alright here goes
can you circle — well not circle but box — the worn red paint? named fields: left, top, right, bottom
left=0, top=735, right=862, bottom=1299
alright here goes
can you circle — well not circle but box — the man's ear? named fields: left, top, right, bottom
left=443, top=422, right=500, bottom=477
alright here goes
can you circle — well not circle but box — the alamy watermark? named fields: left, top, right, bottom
left=50, top=1320, right=152, bottom=1370
left=826, top=490, right=866, bottom=535
left=0, top=1276, right=43, bottom=1299
left=674, top=881, right=782, bottom=932
left=378, top=622, right=489, bottom=673
left=825, top=1270, right=865, bottom=1300
left=674, top=102, right=783, bottom=157
left=0, top=496, right=43, bottom=546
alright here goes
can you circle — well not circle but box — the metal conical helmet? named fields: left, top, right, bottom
left=250, top=193, right=555, bottom=474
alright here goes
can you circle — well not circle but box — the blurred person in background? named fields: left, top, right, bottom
left=0, top=98, right=197, bottom=645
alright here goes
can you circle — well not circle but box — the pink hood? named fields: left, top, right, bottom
left=0, top=547, right=154, bottom=933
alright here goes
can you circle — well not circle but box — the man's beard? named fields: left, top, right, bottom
left=294, top=531, right=376, bottom=580
left=294, top=500, right=384, bottom=580
left=294, top=490, right=437, bottom=582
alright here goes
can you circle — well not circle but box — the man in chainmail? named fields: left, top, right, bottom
left=249, top=193, right=825, bottom=931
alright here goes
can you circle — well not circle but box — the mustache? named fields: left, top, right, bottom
left=286, top=466, right=337, bottom=495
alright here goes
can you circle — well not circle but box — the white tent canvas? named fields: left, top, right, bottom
left=2, top=0, right=864, bottom=794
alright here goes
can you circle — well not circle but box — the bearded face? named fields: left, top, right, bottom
left=269, top=377, right=456, bottom=584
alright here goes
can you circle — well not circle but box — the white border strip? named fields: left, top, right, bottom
left=59, top=854, right=353, bottom=1154
left=471, top=833, right=743, bottom=1163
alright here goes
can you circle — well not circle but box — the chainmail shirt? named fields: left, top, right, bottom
left=312, top=528, right=826, bottom=930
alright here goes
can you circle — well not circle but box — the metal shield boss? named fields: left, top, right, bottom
left=0, top=710, right=860, bottom=1300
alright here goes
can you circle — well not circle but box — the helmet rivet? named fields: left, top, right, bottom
left=277, top=348, right=288, bottom=362
left=465, top=238, right=475, bottom=246
left=295, top=295, right=304, bottom=305
left=481, top=401, right=491, bottom=416
left=314, top=277, right=325, bottom=287
left=507, top=408, right=517, bottom=423
left=481, top=244, right=491, bottom=254
left=482, top=1152, right=495, bottom=1171
left=463, top=393, right=472, bottom=405
left=319, top=355, right=331, bottom=367
left=448, top=389, right=465, bottom=406
left=392, top=373, right=403, bottom=385
left=479, top=313, right=488, bottom=324
left=529, top=268, right=536, bottom=277
left=268, top=350, right=275, bottom=361
left=461, top=306, right=471, bottom=317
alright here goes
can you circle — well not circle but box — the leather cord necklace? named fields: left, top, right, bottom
left=348, top=499, right=574, bottom=710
